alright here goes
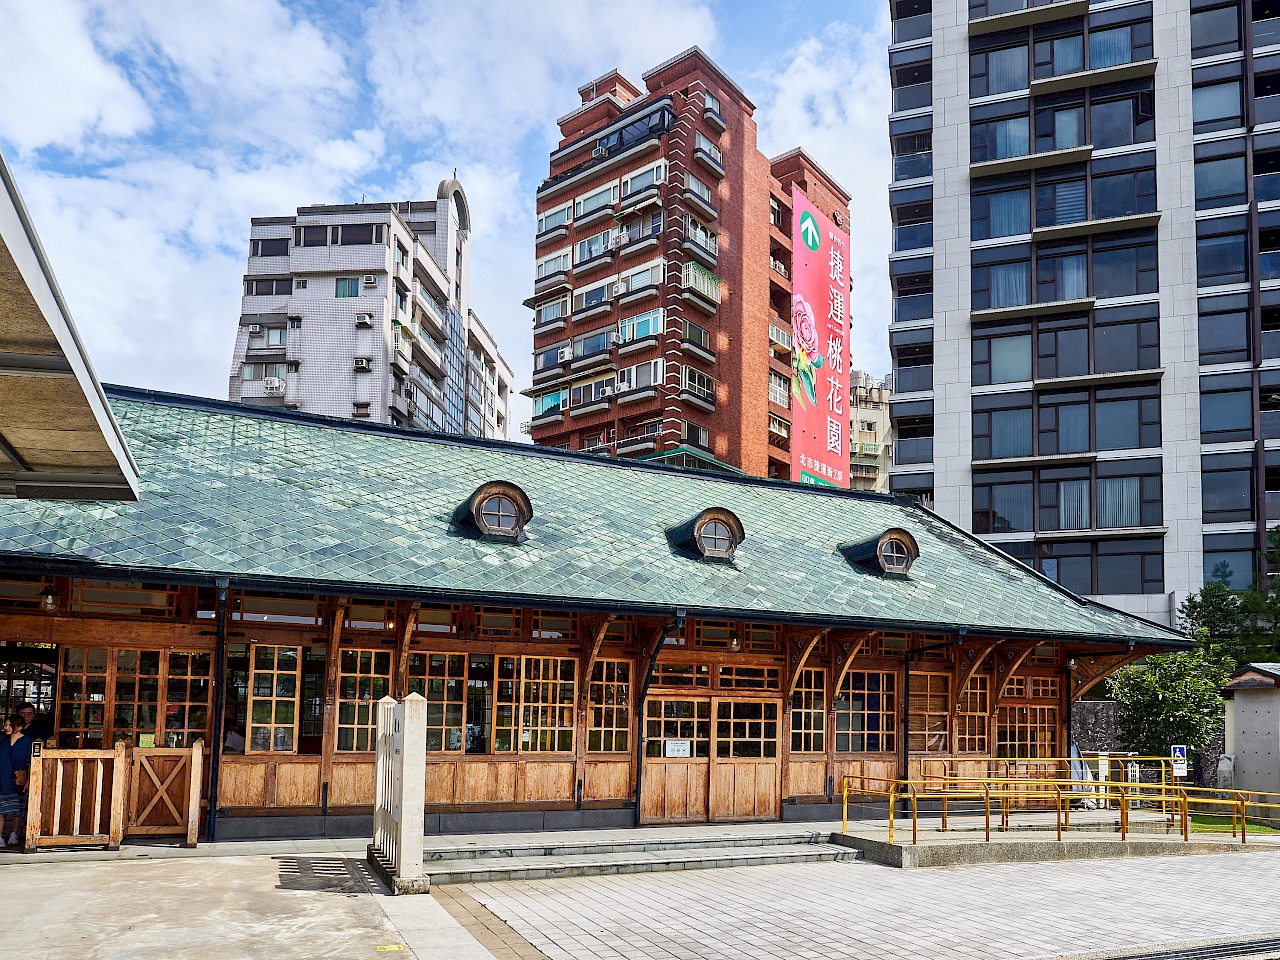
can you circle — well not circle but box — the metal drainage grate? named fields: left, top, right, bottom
left=1100, top=937, right=1280, bottom=960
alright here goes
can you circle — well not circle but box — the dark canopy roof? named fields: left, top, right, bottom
left=0, top=387, right=1185, bottom=647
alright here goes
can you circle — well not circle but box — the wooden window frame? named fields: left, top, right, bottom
left=834, top=670, right=897, bottom=754
left=955, top=674, right=990, bottom=753
left=714, top=700, right=779, bottom=759
left=335, top=648, right=393, bottom=752
left=908, top=672, right=951, bottom=753
left=588, top=659, right=631, bottom=753
left=997, top=704, right=1058, bottom=758
left=789, top=667, right=826, bottom=754
left=519, top=656, right=576, bottom=752
left=246, top=644, right=301, bottom=754
left=407, top=651, right=467, bottom=752
left=645, top=698, right=711, bottom=758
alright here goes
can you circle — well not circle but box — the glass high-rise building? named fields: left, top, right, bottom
left=887, top=0, right=1275, bottom=626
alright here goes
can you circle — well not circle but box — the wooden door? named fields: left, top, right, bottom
left=709, top=698, right=782, bottom=822
left=639, top=698, right=710, bottom=823
left=128, top=745, right=203, bottom=841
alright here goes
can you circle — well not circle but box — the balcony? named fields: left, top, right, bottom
left=679, top=367, right=717, bottom=412
left=969, top=0, right=1089, bottom=36
left=769, top=257, right=790, bottom=280
left=618, top=184, right=662, bottom=217
left=894, top=437, right=934, bottom=465
left=892, top=13, right=931, bottom=43
left=893, top=293, right=933, bottom=323
left=681, top=320, right=716, bottom=364
left=893, top=222, right=933, bottom=252
left=894, top=364, right=933, bottom=393
left=682, top=187, right=718, bottom=223
left=893, top=152, right=932, bottom=182
left=681, top=261, right=721, bottom=314
left=1258, top=16, right=1280, bottom=48
left=417, top=336, right=446, bottom=378
left=1258, top=172, right=1280, bottom=203
left=769, top=322, right=792, bottom=358
left=694, top=145, right=725, bottom=179
left=682, top=233, right=718, bottom=269
left=892, top=82, right=931, bottom=113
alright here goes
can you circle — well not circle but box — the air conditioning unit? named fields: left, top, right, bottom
left=262, top=377, right=286, bottom=397
left=609, top=331, right=623, bottom=346
left=609, top=232, right=628, bottom=250
left=354, top=358, right=372, bottom=372
left=592, top=145, right=607, bottom=158
left=362, top=274, right=378, bottom=286
left=247, top=324, right=263, bottom=336
left=599, top=383, right=615, bottom=397
left=556, top=347, right=573, bottom=363
left=355, top=313, right=373, bottom=328
left=612, top=282, right=627, bottom=297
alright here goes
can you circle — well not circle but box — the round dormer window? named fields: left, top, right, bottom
left=875, top=529, right=919, bottom=575
left=480, top=494, right=519, bottom=533
left=696, top=518, right=734, bottom=558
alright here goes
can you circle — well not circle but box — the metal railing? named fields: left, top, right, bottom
left=841, top=767, right=1280, bottom=846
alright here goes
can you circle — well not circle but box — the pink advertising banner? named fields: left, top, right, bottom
left=789, top=186, right=851, bottom=488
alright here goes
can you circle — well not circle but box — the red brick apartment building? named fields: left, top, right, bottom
left=526, top=47, right=851, bottom=479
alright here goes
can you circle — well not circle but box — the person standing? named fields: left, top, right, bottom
left=16, top=703, right=50, bottom=745
left=0, top=714, right=32, bottom=847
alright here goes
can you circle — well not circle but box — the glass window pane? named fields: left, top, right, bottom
left=990, top=335, right=1032, bottom=382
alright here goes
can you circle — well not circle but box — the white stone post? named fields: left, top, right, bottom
left=368, top=693, right=429, bottom=894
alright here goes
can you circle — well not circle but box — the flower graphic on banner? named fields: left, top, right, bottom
left=790, top=294, right=824, bottom=408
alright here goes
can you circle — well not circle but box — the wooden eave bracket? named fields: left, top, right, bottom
left=954, top=636, right=1002, bottom=702
left=829, top=629, right=876, bottom=696
left=396, top=600, right=422, bottom=697
left=577, top=613, right=616, bottom=707
left=1070, top=648, right=1145, bottom=700
left=989, top=640, right=1037, bottom=713
left=784, top=627, right=830, bottom=699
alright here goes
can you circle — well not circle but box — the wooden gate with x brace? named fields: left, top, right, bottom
left=128, top=743, right=204, bottom=846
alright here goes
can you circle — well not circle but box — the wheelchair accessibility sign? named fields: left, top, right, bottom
left=1171, top=745, right=1188, bottom=778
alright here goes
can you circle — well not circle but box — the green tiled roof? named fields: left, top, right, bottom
left=0, top=388, right=1184, bottom=646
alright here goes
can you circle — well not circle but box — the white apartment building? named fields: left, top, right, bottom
left=850, top=370, right=894, bottom=493
left=884, top=0, right=1250, bottom=627
left=228, top=180, right=512, bottom=439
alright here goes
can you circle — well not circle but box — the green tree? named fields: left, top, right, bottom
left=1178, top=579, right=1251, bottom=663
left=1105, top=650, right=1232, bottom=756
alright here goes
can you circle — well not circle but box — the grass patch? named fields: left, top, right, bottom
left=1190, top=814, right=1280, bottom=835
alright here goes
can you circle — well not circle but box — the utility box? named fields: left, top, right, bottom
left=1222, top=664, right=1280, bottom=795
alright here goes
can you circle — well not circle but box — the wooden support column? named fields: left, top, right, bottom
left=825, top=629, right=875, bottom=793
left=1070, top=649, right=1145, bottom=700
left=575, top=613, right=614, bottom=807
left=319, top=598, right=349, bottom=808
left=396, top=601, right=422, bottom=697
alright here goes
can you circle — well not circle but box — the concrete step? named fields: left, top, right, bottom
left=424, top=830, right=831, bottom=862
left=425, top=841, right=860, bottom=885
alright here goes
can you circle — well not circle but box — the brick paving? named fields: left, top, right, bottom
left=464, top=850, right=1280, bottom=960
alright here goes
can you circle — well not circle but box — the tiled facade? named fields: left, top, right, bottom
left=883, top=0, right=1280, bottom=626
left=850, top=371, right=894, bottom=493
left=228, top=182, right=512, bottom=440
left=527, top=47, right=851, bottom=479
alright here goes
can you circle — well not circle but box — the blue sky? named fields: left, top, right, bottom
left=0, top=0, right=891, bottom=431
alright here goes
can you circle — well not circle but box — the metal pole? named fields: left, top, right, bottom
left=205, top=577, right=229, bottom=843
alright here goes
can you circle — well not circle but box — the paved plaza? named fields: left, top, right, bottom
left=7, top=845, right=1280, bottom=959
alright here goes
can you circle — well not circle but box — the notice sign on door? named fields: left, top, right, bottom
left=664, top=739, right=692, bottom=758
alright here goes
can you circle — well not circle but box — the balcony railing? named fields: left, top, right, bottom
left=1257, top=16, right=1280, bottom=48
left=1262, top=251, right=1280, bottom=282
left=893, top=151, right=932, bottom=182
left=893, top=222, right=933, bottom=252
left=681, top=261, right=723, bottom=304
left=892, top=82, right=931, bottom=113
left=895, top=437, right=934, bottom=465
left=769, top=323, right=792, bottom=351
left=892, top=13, right=931, bottom=43
left=894, top=364, right=933, bottom=392
left=1257, top=172, right=1280, bottom=203
left=1263, top=408, right=1280, bottom=440
left=681, top=366, right=716, bottom=402
left=769, top=257, right=790, bottom=280
left=893, top=293, right=933, bottom=323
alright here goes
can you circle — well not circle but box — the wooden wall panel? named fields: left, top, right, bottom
left=520, top=761, right=574, bottom=802
left=424, top=761, right=459, bottom=805
left=583, top=760, right=632, bottom=801
left=835, top=758, right=897, bottom=795
left=459, top=760, right=519, bottom=804
left=640, top=760, right=708, bottom=823
left=274, top=761, right=321, bottom=806
left=784, top=759, right=826, bottom=799
left=710, top=761, right=780, bottom=821
left=218, top=761, right=267, bottom=807
left=330, top=761, right=375, bottom=806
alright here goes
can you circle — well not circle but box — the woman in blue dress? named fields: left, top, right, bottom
left=0, top=714, right=32, bottom=847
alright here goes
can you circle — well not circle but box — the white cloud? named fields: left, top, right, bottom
left=367, top=0, right=717, bottom=155
left=91, top=0, right=352, bottom=148
left=753, top=17, right=894, bottom=381
left=0, top=0, right=151, bottom=151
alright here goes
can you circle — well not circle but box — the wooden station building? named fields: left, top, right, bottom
left=0, top=387, right=1185, bottom=840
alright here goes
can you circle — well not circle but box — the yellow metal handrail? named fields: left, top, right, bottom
left=841, top=772, right=1280, bottom=846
